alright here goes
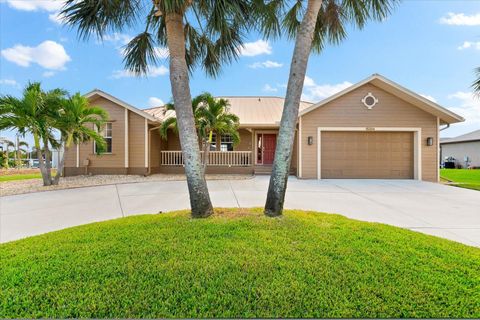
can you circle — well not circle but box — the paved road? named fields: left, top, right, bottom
left=1, top=177, right=479, bottom=246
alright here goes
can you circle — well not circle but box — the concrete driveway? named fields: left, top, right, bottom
left=1, top=176, right=479, bottom=246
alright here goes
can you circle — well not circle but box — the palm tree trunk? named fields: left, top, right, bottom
left=264, top=0, right=323, bottom=217
left=165, top=12, right=213, bottom=218
left=34, top=134, right=51, bottom=186
left=202, top=140, right=211, bottom=173
left=53, top=144, right=67, bottom=185
left=42, top=136, right=53, bottom=184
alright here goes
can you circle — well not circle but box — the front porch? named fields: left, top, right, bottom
left=151, top=128, right=298, bottom=175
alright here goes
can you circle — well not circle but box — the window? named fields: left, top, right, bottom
left=220, top=134, right=233, bottom=152
left=95, top=122, right=112, bottom=154
left=209, top=133, right=217, bottom=151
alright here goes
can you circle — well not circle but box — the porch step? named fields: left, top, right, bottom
left=254, top=165, right=272, bottom=175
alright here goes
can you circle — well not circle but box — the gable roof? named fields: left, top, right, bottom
left=299, top=74, right=465, bottom=124
left=85, top=89, right=159, bottom=122
left=144, top=96, right=314, bottom=127
left=440, top=129, right=480, bottom=144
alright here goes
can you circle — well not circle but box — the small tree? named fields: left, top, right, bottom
left=0, top=82, right=65, bottom=185
left=160, top=93, right=240, bottom=172
left=52, top=93, right=108, bottom=185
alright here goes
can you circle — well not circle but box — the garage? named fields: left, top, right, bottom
left=320, top=131, right=414, bottom=179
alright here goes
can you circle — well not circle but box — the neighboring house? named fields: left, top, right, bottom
left=440, top=129, right=480, bottom=168
left=64, top=74, right=464, bottom=182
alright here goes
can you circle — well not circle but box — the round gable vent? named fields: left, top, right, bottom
left=361, top=92, right=378, bottom=110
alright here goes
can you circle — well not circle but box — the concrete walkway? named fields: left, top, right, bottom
left=1, top=177, right=479, bottom=246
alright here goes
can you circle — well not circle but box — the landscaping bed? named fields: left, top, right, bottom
left=0, top=209, right=478, bottom=318
left=0, top=174, right=253, bottom=196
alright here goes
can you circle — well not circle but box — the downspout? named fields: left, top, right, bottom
left=147, top=125, right=162, bottom=175
left=440, top=123, right=450, bottom=131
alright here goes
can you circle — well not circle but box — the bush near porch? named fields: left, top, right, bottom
left=441, top=169, right=480, bottom=191
left=1, top=209, right=478, bottom=318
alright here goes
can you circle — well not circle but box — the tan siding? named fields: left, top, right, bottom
left=300, top=83, right=438, bottom=181
left=235, top=129, right=252, bottom=151
left=128, top=111, right=146, bottom=168
left=67, top=96, right=126, bottom=170
left=150, top=126, right=162, bottom=169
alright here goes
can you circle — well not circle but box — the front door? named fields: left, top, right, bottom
left=262, top=134, right=276, bottom=165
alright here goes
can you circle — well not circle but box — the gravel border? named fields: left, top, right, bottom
left=0, top=174, right=254, bottom=197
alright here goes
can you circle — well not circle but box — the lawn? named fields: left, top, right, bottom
left=0, top=172, right=42, bottom=182
left=0, top=209, right=479, bottom=318
left=440, top=169, right=480, bottom=191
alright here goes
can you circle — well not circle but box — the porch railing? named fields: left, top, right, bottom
left=161, top=151, right=252, bottom=166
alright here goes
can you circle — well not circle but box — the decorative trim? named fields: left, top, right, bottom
left=125, top=109, right=129, bottom=168
left=316, top=127, right=422, bottom=181
left=361, top=92, right=378, bottom=109
left=144, top=118, right=148, bottom=168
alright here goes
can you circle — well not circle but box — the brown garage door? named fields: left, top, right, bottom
left=321, top=131, right=414, bottom=179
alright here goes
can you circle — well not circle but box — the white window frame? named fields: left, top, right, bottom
left=94, top=122, right=113, bottom=154
left=220, top=134, right=234, bottom=152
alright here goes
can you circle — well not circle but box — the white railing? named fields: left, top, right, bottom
left=161, top=151, right=252, bottom=166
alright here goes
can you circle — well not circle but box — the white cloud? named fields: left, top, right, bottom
left=42, top=71, right=55, bottom=78
left=457, top=41, right=480, bottom=50
left=262, top=84, right=278, bottom=93
left=439, top=12, right=480, bottom=26
left=238, top=40, right=272, bottom=57
left=448, top=91, right=480, bottom=124
left=100, top=33, right=133, bottom=46
left=111, top=65, right=168, bottom=79
left=0, top=79, right=18, bottom=86
left=1, top=40, right=71, bottom=70
left=249, top=60, right=283, bottom=69
left=148, top=97, right=164, bottom=108
left=302, top=76, right=352, bottom=102
left=4, top=0, right=62, bottom=12
left=48, top=11, right=65, bottom=25
left=420, top=94, right=437, bottom=103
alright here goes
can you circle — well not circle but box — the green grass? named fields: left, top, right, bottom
left=1, top=209, right=479, bottom=318
left=0, top=173, right=42, bottom=182
left=440, top=169, right=480, bottom=191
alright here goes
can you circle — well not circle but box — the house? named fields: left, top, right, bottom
left=440, top=129, right=480, bottom=168
left=63, top=74, right=464, bottom=181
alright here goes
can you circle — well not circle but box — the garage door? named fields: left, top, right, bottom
left=321, top=131, right=414, bottom=179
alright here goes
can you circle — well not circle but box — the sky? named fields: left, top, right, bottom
left=1, top=0, right=480, bottom=146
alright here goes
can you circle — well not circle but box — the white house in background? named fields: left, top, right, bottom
left=440, top=129, right=480, bottom=168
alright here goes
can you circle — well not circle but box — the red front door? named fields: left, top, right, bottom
left=263, top=134, right=276, bottom=165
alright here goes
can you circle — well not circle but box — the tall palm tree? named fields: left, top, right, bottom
left=160, top=93, right=240, bottom=171
left=0, top=82, right=66, bottom=185
left=258, top=0, right=397, bottom=216
left=62, top=0, right=253, bottom=218
left=52, top=93, right=108, bottom=185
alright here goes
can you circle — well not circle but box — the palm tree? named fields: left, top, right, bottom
left=473, top=67, right=480, bottom=95
left=0, top=82, right=66, bottom=185
left=52, top=93, right=108, bottom=185
left=2, top=139, right=14, bottom=168
left=259, top=0, right=397, bottom=216
left=160, top=93, right=240, bottom=172
left=14, top=139, right=29, bottom=168
left=62, top=0, right=253, bottom=218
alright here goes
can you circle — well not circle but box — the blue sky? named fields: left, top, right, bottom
left=1, top=0, right=480, bottom=145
